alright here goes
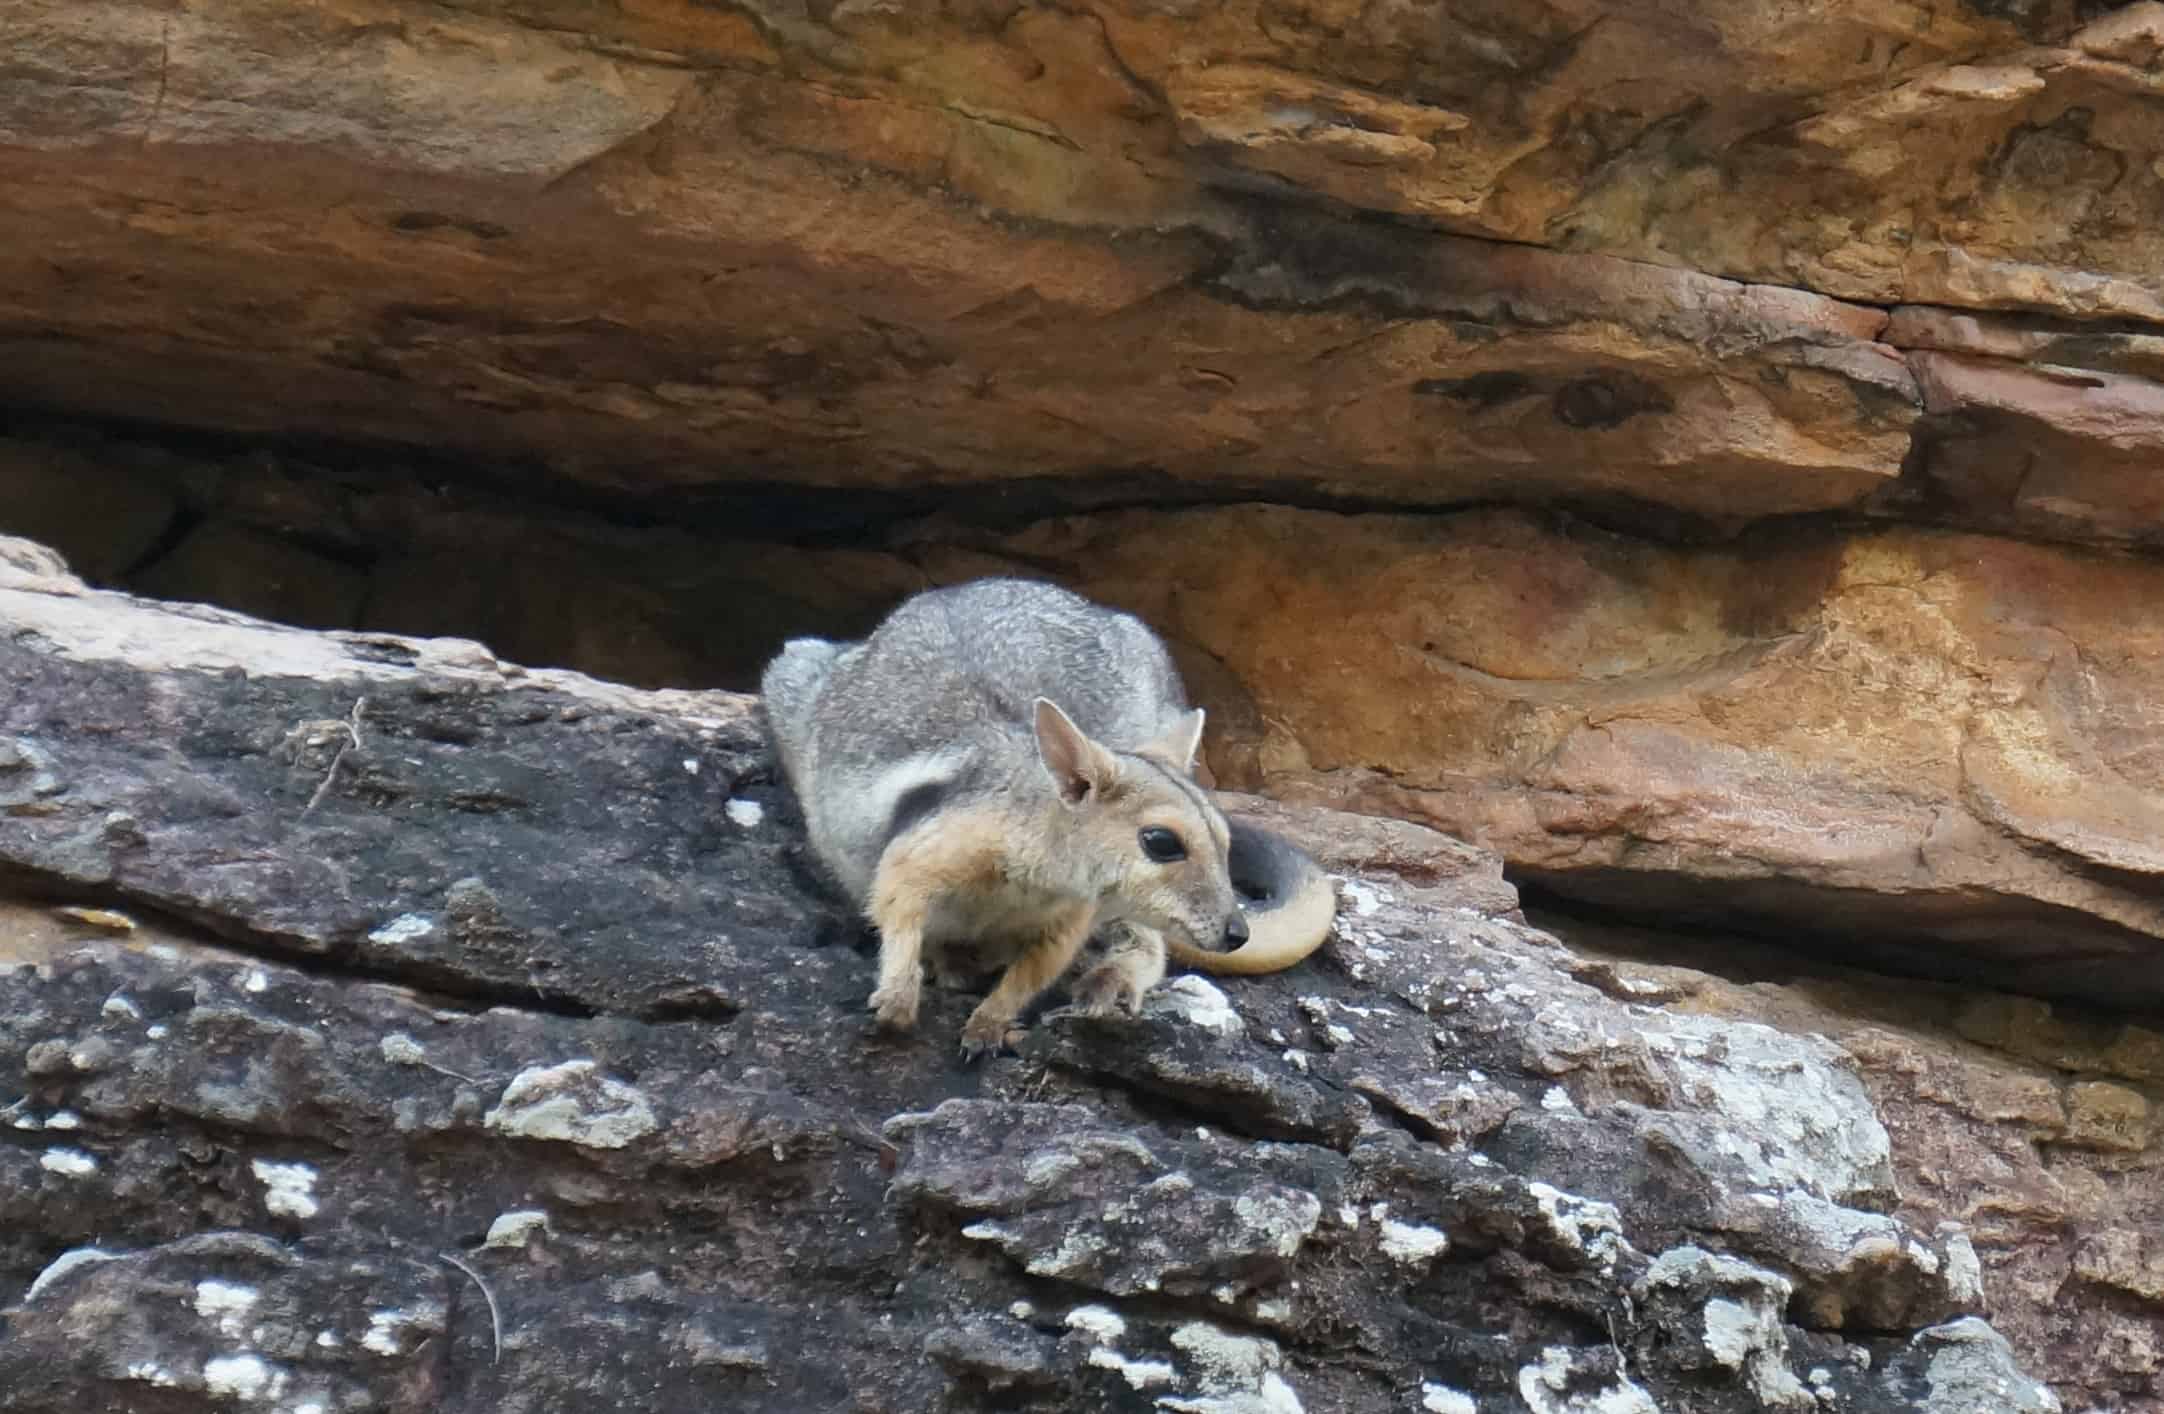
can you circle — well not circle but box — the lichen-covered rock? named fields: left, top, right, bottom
left=890, top=1100, right=1337, bottom=1300
left=0, top=545, right=2126, bottom=1409
left=1, top=1232, right=452, bottom=1411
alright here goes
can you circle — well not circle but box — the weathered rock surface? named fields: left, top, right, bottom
left=16, top=416, right=2164, bottom=1014
left=3, top=538, right=2136, bottom=1409
left=7, top=0, right=2164, bottom=547
left=8, top=0, right=2164, bottom=1398
left=1558, top=911, right=2164, bottom=1409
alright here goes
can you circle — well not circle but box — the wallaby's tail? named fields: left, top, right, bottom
left=1168, top=820, right=1337, bottom=975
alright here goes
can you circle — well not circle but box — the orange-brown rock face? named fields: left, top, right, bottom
left=910, top=506, right=2164, bottom=1007
left=5, top=0, right=2164, bottom=543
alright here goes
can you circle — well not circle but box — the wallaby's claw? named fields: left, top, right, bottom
left=957, top=1017, right=1025, bottom=1064
left=1070, top=963, right=1142, bottom=1019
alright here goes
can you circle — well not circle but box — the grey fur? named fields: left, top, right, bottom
left=760, top=578, right=1336, bottom=1007
left=760, top=578, right=1196, bottom=903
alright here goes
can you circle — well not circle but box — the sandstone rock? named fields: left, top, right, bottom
left=0, top=539, right=2092, bottom=1409
left=21, top=0, right=2161, bottom=536
left=2066, top=1080, right=2151, bottom=1153
left=907, top=504, right=2164, bottom=1010
left=4, top=0, right=2164, bottom=590
left=1904, top=350, right=2164, bottom=550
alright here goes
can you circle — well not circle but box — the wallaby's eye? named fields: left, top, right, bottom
left=1139, top=826, right=1187, bottom=863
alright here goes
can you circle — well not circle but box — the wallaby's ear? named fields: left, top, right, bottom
left=1137, top=708, right=1206, bottom=774
left=1034, top=698, right=1114, bottom=805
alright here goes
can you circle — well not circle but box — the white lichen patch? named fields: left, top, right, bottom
left=1422, top=1384, right=1479, bottom=1414
left=1528, top=1182, right=1627, bottom=1273
left=1144, top=975, right=1244, bottom=1038
left=724, top=798, right=765, bottom=828
left=1143, top=1172, right=1195, bottom=1198
left=379, top=1033, right=428, bottom=1065
left=23, top=1246, right=117, bottom=1303
left=1639, top=1247, right=1810, bottom=1410
left=1637, top=1016, right=1892, bottom=1201
left=1064, top=1305, right=1128, bottom=1344
left=483, top=1059, right=659, bottom=1149
left=203, top=1353, right=282, bottom=1402
left=1541, top=1086, right=1580, bottom=1115
left=252, top=1159, right=321, bottom=1219
left=483, top=1209, right=552, bottom=1249
left=1169, top=1324, right=1275, bottom=1388
left=1233, top=1188, right=1322, bottom=1258
left=1165, top=1321, right=1305, bottom=1414
left=1517, top=1346, right=1661, bottom=1414
left=1379, top=1218, right=1451, bottom=1264
left=1024, top=1230, right=1110, bottom=1278
left=125, top=1362, right=180, bottom=1387
left=195, top=1279, right=261, bottom=1338
left=101, top=992, right=141, bottom=1020
left=1942, top=1227, right=1984, bottom=1305
left=1702, top=1299, right=1758, bottom=1368
left=1158, top=1379, right=1305, bottom=1414
left=40, top=1147, right=96, bottom=1176
left=1339, top=880, right=1387, bottom=917
left=362, top=1309, right=419, bottom=1357
left=1087, top=1346, right=1177, bottom=1389
left=367, top=914, right=436, bottom=947
left=1023, top=1152, right=1082, bottom=1189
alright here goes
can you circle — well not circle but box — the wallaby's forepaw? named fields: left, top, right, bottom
left=957, top=1012, right=1026, bottom=1064
left=1069, top=962, right=1144, bottom=1019
left=868, top=978, right=921, bottom=1031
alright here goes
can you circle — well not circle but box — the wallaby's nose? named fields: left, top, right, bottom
left=1223, top=914, right=1250, bottom=948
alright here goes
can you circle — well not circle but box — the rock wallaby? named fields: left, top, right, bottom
left=758, top=578, right=1338, bottom=1059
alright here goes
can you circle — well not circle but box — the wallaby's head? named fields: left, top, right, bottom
left=1032, top=698, right=1246, bottom=953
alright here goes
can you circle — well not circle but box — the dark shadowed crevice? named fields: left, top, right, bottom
left=1514, top=874, right=2164, bottom=1023
left=0, top=874, right=607, bottom=1022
